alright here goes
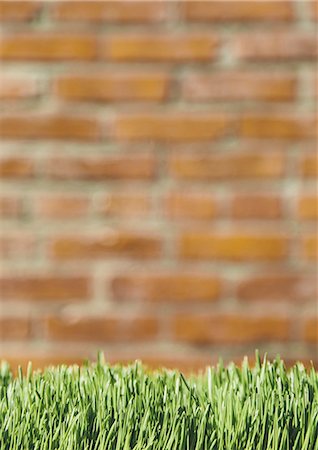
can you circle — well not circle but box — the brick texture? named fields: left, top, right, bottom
left=0, top=0, right=316, bottom=371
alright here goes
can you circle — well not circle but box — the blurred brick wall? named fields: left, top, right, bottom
left=0, top=0, right=317, bottom=372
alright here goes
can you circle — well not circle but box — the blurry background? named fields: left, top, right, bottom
left=0, top=0, right=317, bottom=372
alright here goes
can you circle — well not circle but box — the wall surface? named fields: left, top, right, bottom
left=0, top=0, right=317, bottom=372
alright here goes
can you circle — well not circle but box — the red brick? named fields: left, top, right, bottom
left=0, top=115, right=100, bottom=141
left=114, top=114, right=232, bottom=142
left=104, top=34, right=218, bottom=62
left=235, top=32, right=317, bottom=60
left=44, top=155, right=155, bottom=180
left=179, top=233, right=288, bottom=261
left=231, top=194, right=282, bottom=219
left=45, top=315, right=158, bottom=342
left=182, top=72, right=296, bottom=102
left=240, top=115, right=316, bottom=140
left=49, top=232, right=162, bottom=259
left=53, top=1, right=166, bottom=23
left=300, top=154, right=318, bottom=178
left=0, top=232, right=35, bottom=259
left=173, top=314, right=290, bottom=344
left=297, top=195, right=318, bottom=220
left=0, top=275, right=91, bottom=301
left=34, top=195, right=90, bottom=219
left=0, top=157, right=34, bottom=178
left=0, top=318, right=30, bottom=340
left=304, top=318, right=318, bottom=343
left=0, top=76, right=39, bottom=100
left=181, top=1, right=293, bottom=22
left=111, top=273, right=221, bottom=303
left=302, top=236, right=318, bottom=261
left=0, top=33, right=97, bottom=60
left=0, top=196, right=23, bottom=218
left=99, top=192, right=150, bottom=217
left=0, top=1, right=41, bottom=22
left=56, top=73, right=170, bottom=102
left=237, top=274, right=317, bottom=302
left=169, top=151, right=285, bottom=180
left=165, top=192, right=217, bottom=220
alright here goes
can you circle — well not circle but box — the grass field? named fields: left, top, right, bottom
left=0, top=353, right=317, bottom=450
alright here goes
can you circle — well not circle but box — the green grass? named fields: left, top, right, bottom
left=0, top=353, right=317, bottom=450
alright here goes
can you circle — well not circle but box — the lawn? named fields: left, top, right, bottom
left=0, top=353, right=317, bottom=449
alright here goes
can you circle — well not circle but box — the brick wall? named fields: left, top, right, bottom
left=0, top=0, right=317, bottom=372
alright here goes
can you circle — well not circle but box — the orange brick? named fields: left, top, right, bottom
left=169, top=151, right=285, bottom=180
left=303, top=236, right=318, bottom=260
left=297, top=196, right=318, bottom=220
left=235, top=32, right=317, bottom=60
left=55, top=73, right=170, bottom=102
left=0, top=232, right=35, bottom=259
left=49, top=232, right=162, bottom=259
left=0, top=275, right=91, bottom=301
left=0, top=1, right=41, bottom=21
left=44, top=155, right=155, bottom=180
left=45, top=315, right=158, bottom=342
left=240, top=115, right=316, bottom=140
left=0, top=115, right=100, bottom=140
left=34, top=195, right=90, bottom=219
left=179, top=233, right=288, bottom=261
left=104, top=34, right=218, bottom=62
left=173, top=314, right=290, bottom=344
left=181, top=1, right=293, bottom=22
left=165, top=192, right=217, bottom=220
left=304, top=318, right=318, bottom=343
left=0, top=157, right=34, bottom=178
left=0, top=196, right=23, bottom=218
left=114, top=114, right=232, bottom=141
left=111, top=273, right=221, bottom=303
left=231, top=194, right=282, bottom=219
left=237, top=274, right=317, bottom=302
left=53, top=1, right=166, bottom=23
left=182, top=72, right=296, bottom=102
left=0, top=353, right=88, bottom=372
left=0, top=76, right=39, bottom=100
left=300, top=153, right=318, bottom=178
left=0, top=318, right=30, bottom=340
left=99, top=192, right=150, bottom=217
left=0, top=33, right=97, bottom=60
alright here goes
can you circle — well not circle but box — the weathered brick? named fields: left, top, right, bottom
left=304, top=318, right=318, bottom=343
left=0, top=157, right=34, bottom=178
left=302, top=236, right=318, bottom=260
left=0, top=33, right=97, bottom=60
left=0, top=196, right=23, bottom=218
left=114, top=114, right=232, bottom=141
left=231, top=194, right=282, bottom=219
left=104, top=34, right=218, bottom=62
left=34, top=195, right=90, bottom=219
left=45, top=315, right=159, bottom=342
left=169, top=151, right=285, bottom=180
left=111, top=273, right=221, bottom=303
left=297, top=195, right=318, bottom=220
left=0, top=1, right=41, bottom=22
left=179, top=233, right=288, bottom=261
left=55, top=73, right=170, bottom=102
left=0, top=232, right=36, bottom=259
left=0, top=318, right=30, bottom=340
left=173, top=314, right=290, bottom=343
left=182, top=72, right=296, bottom=102
left=240, top=115, right=316, bottom=139
left=181, top=1, right=293, bottom=22
left=0, top=115, right=100, bottom=140
left=99, top=192, right=150, bottom=217
left=237, top=274, right=317, bottom=302
left=0, top=275, right=91, bottom=301
left=43, top=155, right=155, bottom=180
left=235, top=32, right=317, bottom=60
left=165, top=192, right=217, bottom=220
left=300, top=154, right=318, bottom=178
left=0, top=76, right=39, bottom=100
left=53, top=1, right=166, bottom=23
left=49, top=232, right=162, bottom=259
